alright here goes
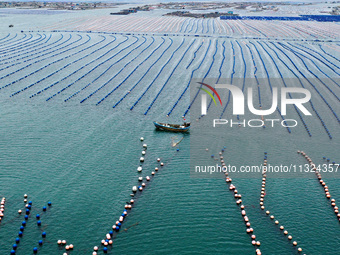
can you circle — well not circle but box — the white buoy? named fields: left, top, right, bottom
left=157, top=158, right=161, bottom=162
left=142, top=151, right=146, bottom=155
left=137, top=166, right=142, bottom=172
left=140, top=137, right=144, bottom=141
left=140, top=157, right=144, bottom=162
left=132, top=186, right=137, bottom=192
left=143, top=144, right=147, bottom=148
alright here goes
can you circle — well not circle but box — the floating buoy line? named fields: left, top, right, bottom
left=6, top=194, right=53, bottom=254
left=0, top=197, right=6, bottom=224
left=92, top=137, right=174, bottom=254
left=322, top=156, right=338, bottom=168
left=217, top=147, right=262, bottom=255
left=298, top=151, right=340, bottom=222
left=259, top=152, right=305, bottom=253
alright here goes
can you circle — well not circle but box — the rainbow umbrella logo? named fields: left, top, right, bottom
left=198, top=82, right=222, bottom=107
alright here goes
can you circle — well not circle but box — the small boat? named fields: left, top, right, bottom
left=153, top=121, right=190, bottom=132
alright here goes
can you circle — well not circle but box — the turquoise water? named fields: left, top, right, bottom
left=0, top=7, right=339, bottom=255
left=0, top=99, right=339, bottom=254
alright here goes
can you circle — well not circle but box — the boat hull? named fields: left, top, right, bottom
left=154, top=122, right=190, bottom=132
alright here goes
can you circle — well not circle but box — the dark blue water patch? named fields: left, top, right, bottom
left=220, top=15, right=340, bottom=22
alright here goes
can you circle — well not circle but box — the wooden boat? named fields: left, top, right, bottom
left=153, top=121, right=190, bottom=132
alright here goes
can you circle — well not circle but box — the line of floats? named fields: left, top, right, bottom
left=211, top=148, right=339, bottom=254
left=260, top=152, right=304, bottom=253
left=0, top=34, right=86, bottom=86
left=0, top=34, right=56, bottom=66
left=219, top=148, right=262, bottom=255
left=0, top=33, right=44, bottom=56
left=190, top=38, right=335, bottom=139
left=0, top=31, right=338, bottom=135
left=298, top=151, right=340, bottom=222
left=261, top=41, right=333, bottom=138
left=34, top=35, right=121, bottom=100
left=206, top=39, right=336, bottom=138
left=11, top=35, right=107, bottom=97
left=4, top=194, right=54, bottom=254
left=91, top=137, right=170, bottom=254
left=0, top=34, right=72, bottom=72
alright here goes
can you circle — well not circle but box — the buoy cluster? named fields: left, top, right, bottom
left=220, top=148, right=262, bottom=255
left=57, top=239, right=74, bottom=254
left=261, top=152, right=304, bottom=253
left=0, top=197, right=6, bottom=223
left=299, top=151, right=339, bottom=221
left=93, top=137, right=168, bottom=254
left=11, top=195, right=52, bottom=254
left=322, top=156, right=338, bottom=167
